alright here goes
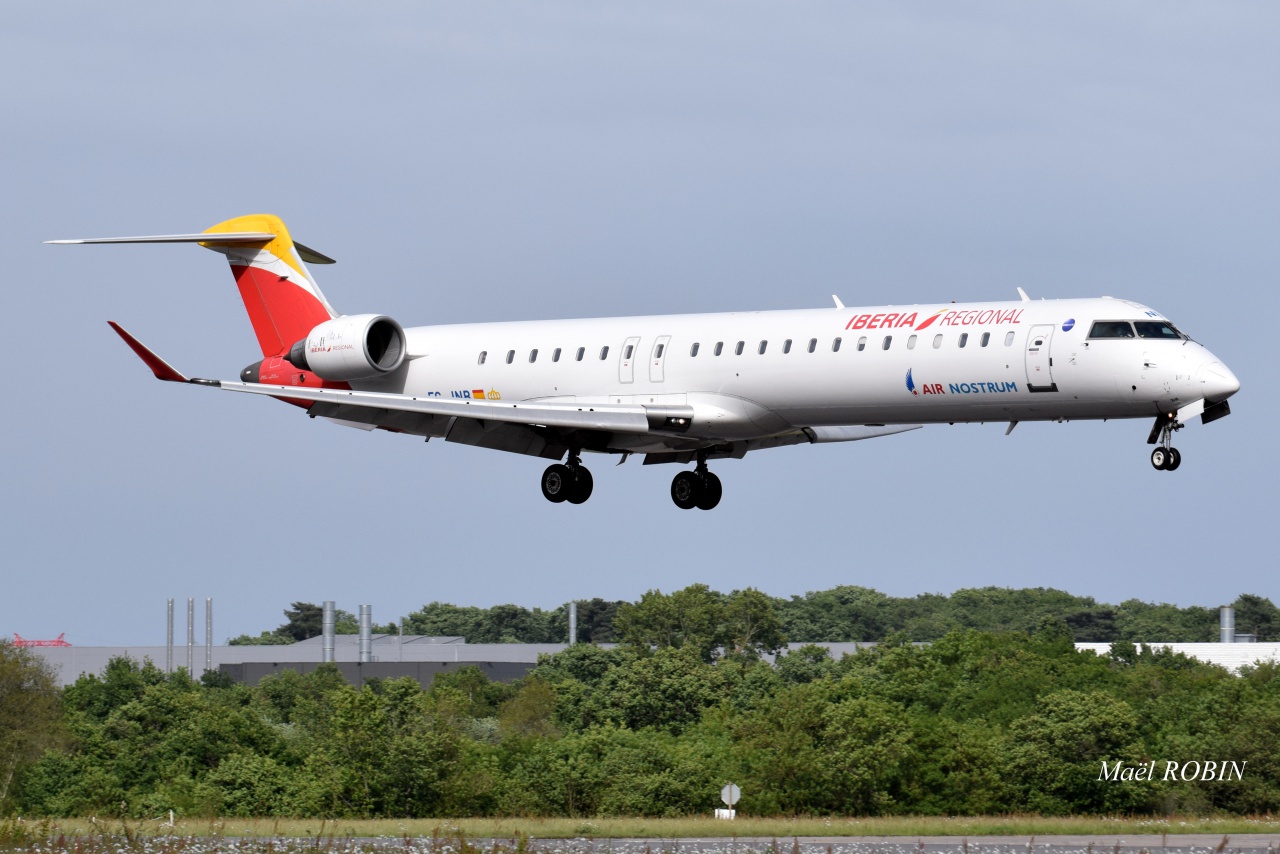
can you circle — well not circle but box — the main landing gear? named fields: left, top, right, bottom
left=539, top=450, right=724, bottom=510
left=670, top=455, right=722, bottom=511
left=541, top=451, right=594, bottom=505
left=1149, top=413, right=1183, bottom=471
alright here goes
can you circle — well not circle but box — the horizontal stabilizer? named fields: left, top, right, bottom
left=46, top=232, right=275, bottom=246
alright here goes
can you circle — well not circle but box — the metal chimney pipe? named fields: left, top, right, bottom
left=186, top=597, right=194, bottom=674
left=569, top=601, right=578, bottom=646
left=205, top=598, right=213, bottom=674
left=322, top=601, right=336, bottom=663
left=166, top=599, right=174, bottom=674
left=1220, top=606, right=1236, bottom=644
left=359, top=605, right=372, bottom=663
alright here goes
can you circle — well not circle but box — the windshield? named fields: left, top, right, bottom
left=1134, top=320, right=1185, bottom=340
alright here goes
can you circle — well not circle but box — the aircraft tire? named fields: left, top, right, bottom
left=671, top=471, right=702, bottom=510
left=541, top=463, right=573, bottom=503
left=1166, top=448, right=1182, bottom=471
left=1151, top=448, right=1169, bottom=471
left=695, top=472, right=722, bottom=510
left=567, top=466, right=594, bottom=504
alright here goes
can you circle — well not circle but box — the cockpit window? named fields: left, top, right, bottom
left=1134, top=321, right=1184, bottom=340
left=1088, top=321, right=1136, bottom=339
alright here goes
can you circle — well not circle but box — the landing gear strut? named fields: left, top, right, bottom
left=541, top=450, right=594, bottom=504
left=1148, top=413, right=1183, bottom=471
left=670, top=454, right=722, bottom=510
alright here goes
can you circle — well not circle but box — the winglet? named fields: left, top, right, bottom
left=107, top=322, right=188, bottom=382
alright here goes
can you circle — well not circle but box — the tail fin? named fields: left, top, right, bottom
left=201, top=214, right=338, bottom=357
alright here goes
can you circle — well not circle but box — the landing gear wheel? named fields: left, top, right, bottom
left=541, top=463, right=573, bottom=503
left=567, top=466, right=594, bottom=504
left=1166, top=448, right=1182, bottom=471
left=695, top=471, right=722, bottom=510
left=1151, top=448, right=1170, bottom=471
left=671, top=471, right=702, bottom=510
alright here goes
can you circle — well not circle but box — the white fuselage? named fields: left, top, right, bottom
left=362, top=296, right=1237, bottom=453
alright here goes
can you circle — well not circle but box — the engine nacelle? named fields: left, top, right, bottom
left=285, top=314, right=406, bottom=381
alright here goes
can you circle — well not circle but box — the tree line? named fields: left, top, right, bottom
left=230, top=588, right=1279, bottom=646
left=3, top=593, right=1280, bottom=818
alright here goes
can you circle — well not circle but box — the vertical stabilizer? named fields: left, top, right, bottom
left=201, top=214, right=338, bottom=357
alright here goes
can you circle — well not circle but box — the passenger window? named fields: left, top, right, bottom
left=907, top=334, right=917, bottom=350
left=1004, top=331, right=1015, bottom=346
left=478, top=351, right=487, bottom=365
left=624, top=344, right=634, bottom=359
left=690, top=342, right=700, bottom=357
left=576, top=347, right=585, bottom=361
left=655, top=343, right=665, bottom=358
left=857, top=337, right=867, bottom=352
left=882, top=335, right=892, bottom=350
left=808, top=338, right=817, bottom=353
left=735, top=341, right=745, bottom=355
left=958, top=333, right=968, bottom=348
left=758, top=340, right=767, bottom=355
left=832, top=337, right=842, bottom=352
left=506, top=350, right=515, bottom=364
left=933, top=334, right=943, bottom=349
left=714, top=342, right=724, bottom=356
left=529, top=349, right=538, bottom=363
left=599, top=346, right=609, bottom=360
left=552, top=348, right=561, bottom=362
left=783, top=339, right=792, bottom=354
left=980, top=333, right=990, bottom=347
left=1088, top=321, right=1136, bottom=339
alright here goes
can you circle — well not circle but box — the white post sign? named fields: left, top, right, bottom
left=716, top=783, right=740, bottom=819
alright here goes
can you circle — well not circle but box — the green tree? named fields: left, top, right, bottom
left=1004, top=689, right=1148, bottom=814
left=723, top=588, right=787, bottom=659
left=615, top=584, right=725, bottom=660
left=0, top=640, right=64, bottom=810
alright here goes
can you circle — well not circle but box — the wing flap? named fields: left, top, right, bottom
left=215, top=380, right=657, bottom=434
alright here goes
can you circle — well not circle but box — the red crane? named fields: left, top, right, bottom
left=12, top=633, right=71, bottom=647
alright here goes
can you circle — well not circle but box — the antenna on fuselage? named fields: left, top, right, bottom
left=1016, top=287, right=1031, bottom=302
left=832, top=295, right=845, bottom=309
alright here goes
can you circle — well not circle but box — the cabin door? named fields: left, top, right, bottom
left=650, top=335, right=672, bottom=382
left=619, top=336, right=641, bottom=383
left=1024, top=325, right=1058, bottom=392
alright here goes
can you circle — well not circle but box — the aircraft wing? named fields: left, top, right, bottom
left=108, top=322, right=919, bottom=460
left=209, top=380, right=670, bottom=434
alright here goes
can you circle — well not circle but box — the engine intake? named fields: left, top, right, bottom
left=286, top=314, right=406, bottom=381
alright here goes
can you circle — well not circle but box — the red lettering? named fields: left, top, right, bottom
left=899, top=312, right=918, bottom=327
left=977, top=310, right=993, bottom=324
left=869, top=313, right=885, bottom=329
left=941, top=311, right=958, bottom=326
left=845, top=316, right=857, bottom=330
left=883, top=313, right=899, bottom=327
left=852, top=315, right=868, bottom=330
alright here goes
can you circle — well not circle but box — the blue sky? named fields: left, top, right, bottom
left=3, top=3, right=1276, bottom=645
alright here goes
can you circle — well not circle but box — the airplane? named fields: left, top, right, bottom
left=50, top=214, right=1240, bottom=511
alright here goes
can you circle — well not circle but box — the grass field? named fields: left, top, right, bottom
left=7, top=814, right=1280, bottom=840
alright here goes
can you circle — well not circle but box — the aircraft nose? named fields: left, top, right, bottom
left=1198, top=360, right=1240, bottom=402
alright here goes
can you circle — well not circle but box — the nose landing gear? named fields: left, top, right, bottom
left=1148, top=413, right=1183, bottom=471
left=541, top=450, right=594, bottom=504
left=670, top=454, right=722, bottom=510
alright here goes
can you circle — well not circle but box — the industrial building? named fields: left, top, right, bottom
left=21, top=603, right=1279, bottom=688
